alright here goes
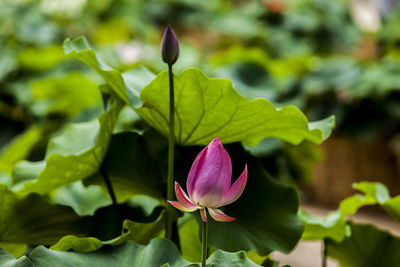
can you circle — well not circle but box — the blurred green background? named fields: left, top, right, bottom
left=1, top=0, right=400, bottom=206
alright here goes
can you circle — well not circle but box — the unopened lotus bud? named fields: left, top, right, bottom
left=161, top=24, right=179, bottom=65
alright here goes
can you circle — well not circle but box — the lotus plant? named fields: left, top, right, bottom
left=161, top=24, right=179, bottom=240
left=168, top=137, right=247, bottom=266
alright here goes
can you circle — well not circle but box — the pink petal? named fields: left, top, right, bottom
left=188, top=137, right=232, bottom=207
left=168, top=201, right=198, bottom=212
left=208, top=208, right=236, bottom=222
left=200, top=208, right=207, bottom=222
left=219, top=165, right=248, bottom=207
left=186, top=146, right=208, bottom=197
left=174, top=182, right=199, bottom=210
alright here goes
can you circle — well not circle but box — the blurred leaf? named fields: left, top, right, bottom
left=299, top=194, right=375, bottom=242
left=0, top=48, right=17, bottom=80
left=246, top=250, right=269, bottom=265
left=50, top=181, right=112, bottom=216
left=0, top=125, right=46, bottom=173
left=30, top=72, right=102, bottom=118
left=354, top=182, right=400, bottom=222
left=326, top=223, right=400, bottom=267
left=17, top=45, right=66, bottom=71
left=0, top=184, right=90, bottom=245
left=178, top=215, right=202, bottom=262
left=283, top=140, right=322, bottom=183
left=138, top=68, right=334, bottom=146
left=93, top=19, right=131, bottom=44
left=300, top=181, right=400, bottom=242
left=12, top=99, right=123, bottom=195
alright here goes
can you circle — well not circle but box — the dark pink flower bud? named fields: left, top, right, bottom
left=161, top=24, right=179, bottom=65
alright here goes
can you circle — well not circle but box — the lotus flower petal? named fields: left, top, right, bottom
left=174, top=182, right=199, bottom=210
left=187, top=137, right=232, bottom=207
left=219, top=165, right=248, bottom=207
left=167, top=201, right=197, bottom=212
left=208, top=208, right=235, bottom=222
left=200, top=208, right=207, bottom=222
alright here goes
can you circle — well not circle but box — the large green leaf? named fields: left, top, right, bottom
left=50, top=210, right=168, bottom=252
left=299, top=194, right=375, bottom=242
left=137, top=68, right=334, bottom=146
left=326, top=223, right=400, bottom=267
left=189, top=157, right=303, bottom=255
left=28, top=238, right=260, bottom=267
left=63, top=37, right=334, bottom=147
left=0, top=249, right=33, bottom=267
left=12, top=99, right=123, bottom=195
left=0, top=184, right=90, bottom=245
left=64, top=37, right=155, bottom=108
left=50, top=182, right=111, bottom=216
left=85, top=130, right=167, bottom=203
left=202, top=250, right=261, bottom=267
left=353, top=182, right=400, bottom=222
left=30, top=238, right=189, bottom=267
left=300, top=182, right=400, bottom=242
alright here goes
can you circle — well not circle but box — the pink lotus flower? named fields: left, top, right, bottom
left=168, top=137, right=247, bottom=222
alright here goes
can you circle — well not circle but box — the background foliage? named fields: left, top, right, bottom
left=1, top=0, right=400, bottom=266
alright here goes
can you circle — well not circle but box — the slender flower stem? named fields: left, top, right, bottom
left=166, top=63, right=175, bottom=240
left=100, top=159, right=118, bottom=208
left=201, top=218, right=208, bottom=267
left=322, top=239, right=327, bottom=267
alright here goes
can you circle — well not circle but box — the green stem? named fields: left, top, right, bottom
left=322, top=239, right=327, bottom=267
left=201, top=219, right=208, bottom=267
left=166, top=63, right=175, bottom=240
left=100, top=159, right=118, bottom=208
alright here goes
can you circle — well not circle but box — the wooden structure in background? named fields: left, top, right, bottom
left=305, top=134, right=400, bottom=206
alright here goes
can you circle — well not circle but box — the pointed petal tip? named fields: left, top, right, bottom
left=168, top=201, right=197, bottom=212
left=200, top=208, right=207, bottom=222
left=174, top=182, right=199, bottom=210
left=208, top=208, right=236, bottom=222
left=219, top=164, right=248, bottom=207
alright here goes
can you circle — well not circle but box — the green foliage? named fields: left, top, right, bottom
left=300, top=182, right=400, bottom=242
left=12, top=99, right=123, bottom=195
left=30, top=72, right=102, bottom=118
left=1, top=238, right=261, bottom=267
left=85, top=131, right=167, bottom=203
left=29, top=238, right=190, bottom=267
left=50, top=211, right=167, bottom=252
left=138, top=68, right=334, bottom=146
left=0, top=125, right=46, bottom=173
left=0, top=184, right=89, bottom=245
left=354, top=182, right=400, bottom=222
left=64, top=37, right=155, bottom=108
left=326, top=223, right=400, bottom=267
left=0, top=248, right=33, bottom=267
left=50, top=182, right=111, bottom=216
left=63, top=37, right=334, bottom=147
